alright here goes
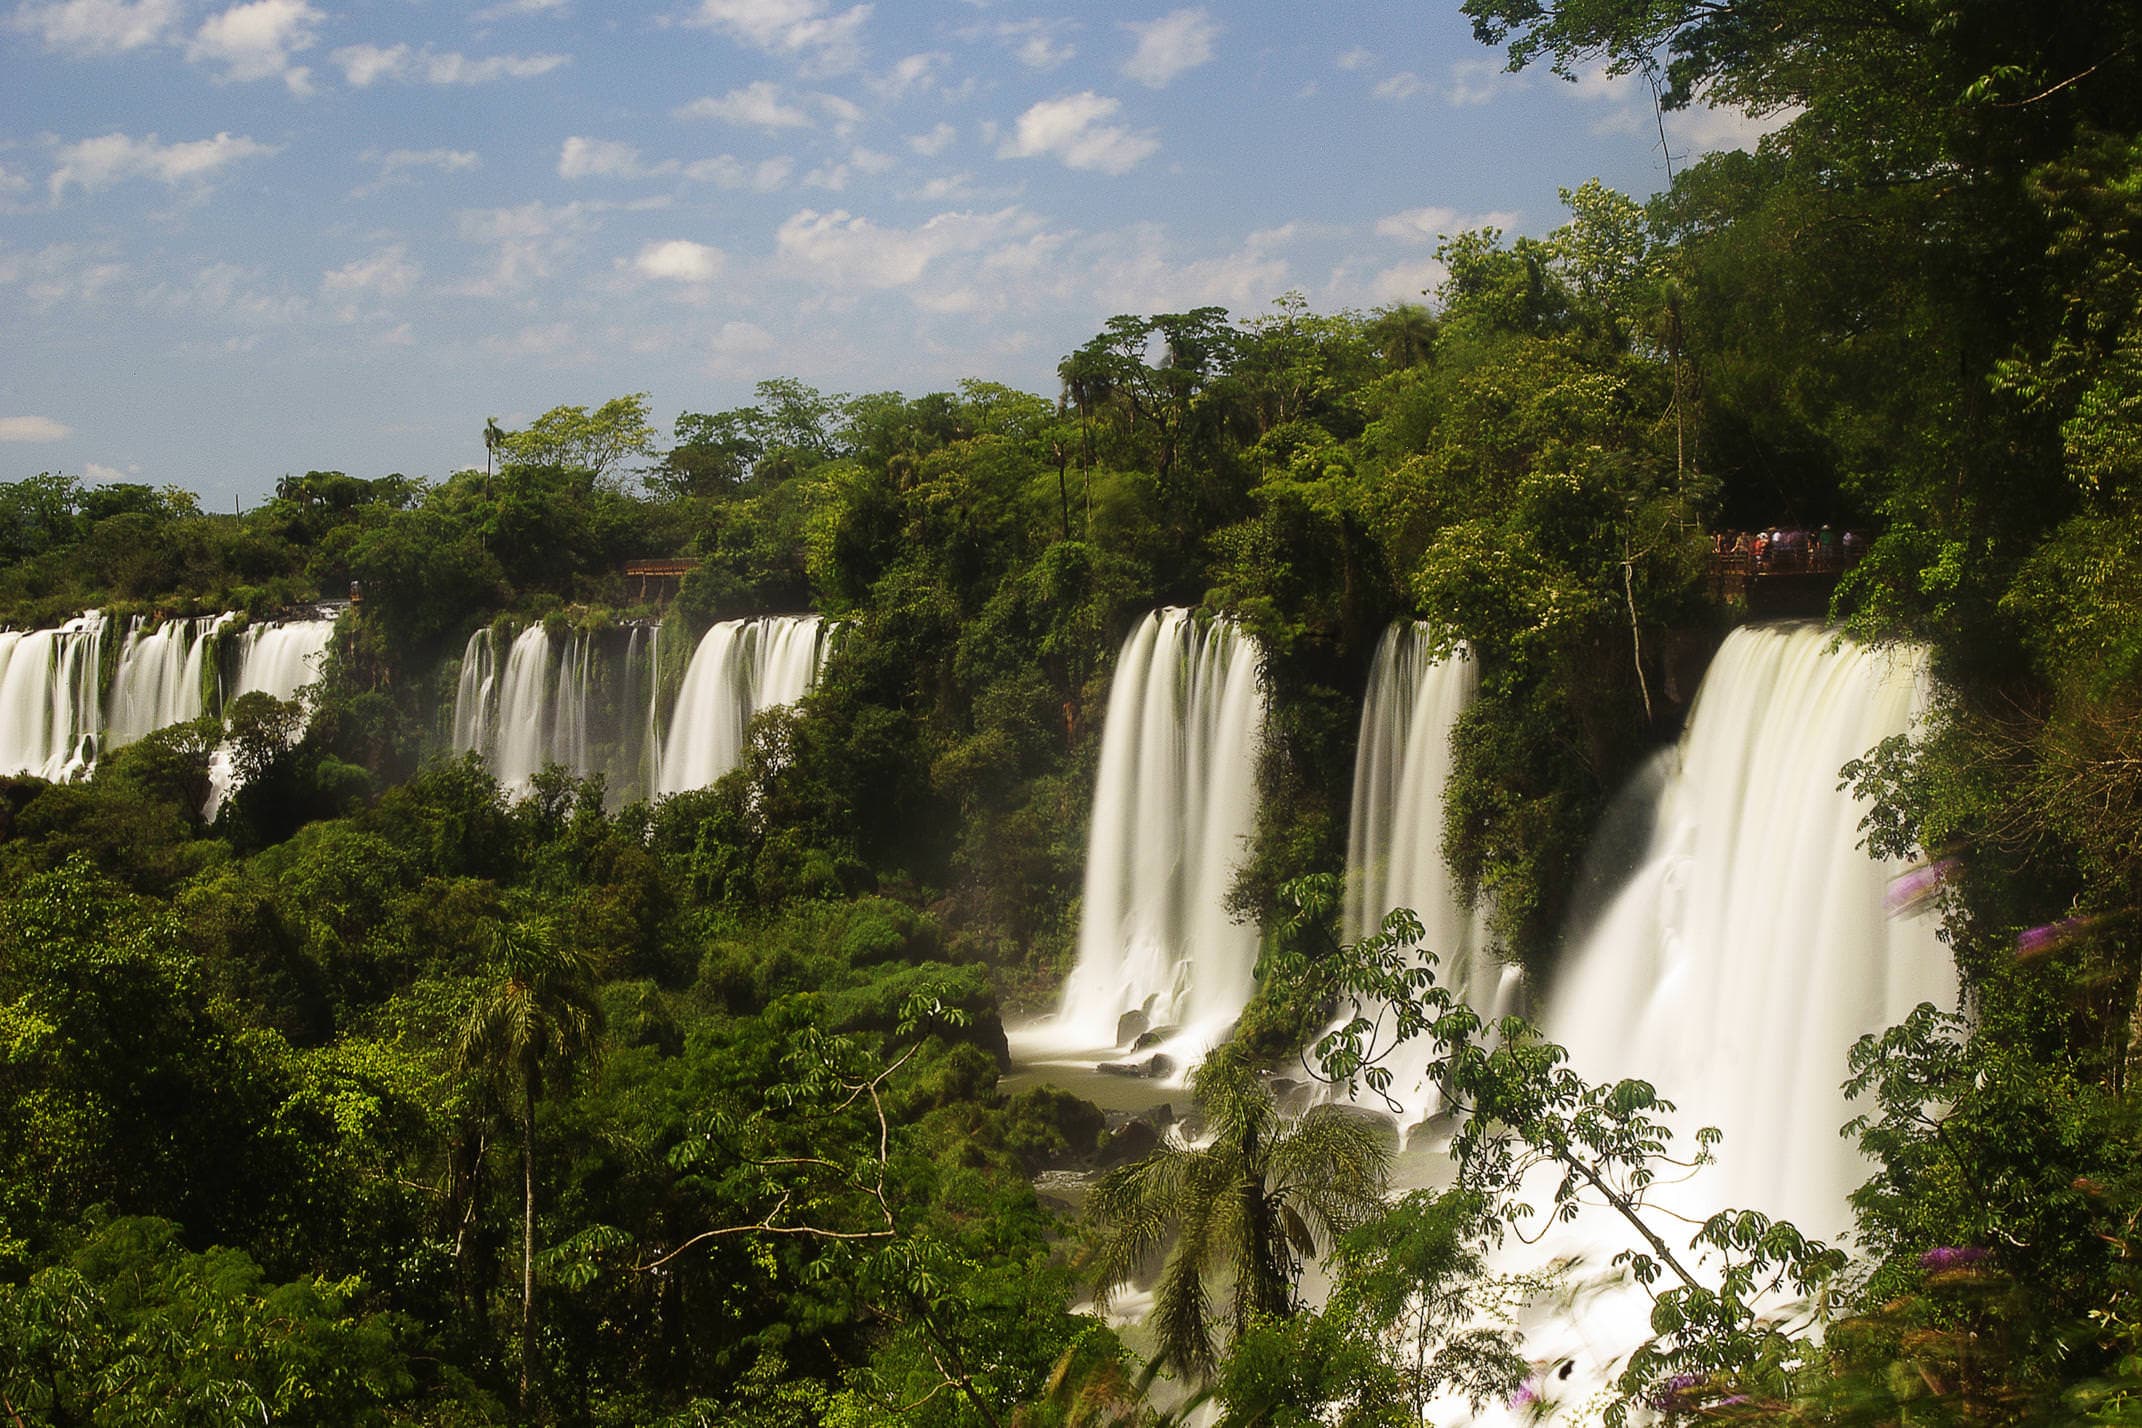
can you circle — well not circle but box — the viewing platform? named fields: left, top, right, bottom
left=623, top=558, right=700, bottom=603
left=1708, top=539, right=1862, bottom=616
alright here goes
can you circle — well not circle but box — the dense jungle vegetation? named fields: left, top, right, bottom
left=4, top=0, right=2142, bottom=1422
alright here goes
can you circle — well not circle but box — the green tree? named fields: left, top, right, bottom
left=1083, top=1048, right=1389, bottom=1384
left=454, top=915, right=604, bottom=1414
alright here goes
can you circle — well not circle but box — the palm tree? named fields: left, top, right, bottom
left=1366, top=303, right=1438, bottom=371
left=1083, top=1049, right=1390, bottom=1383
left=484, top=416, right=505, bottom=477
left=455, top=916, right=603, bottom=1416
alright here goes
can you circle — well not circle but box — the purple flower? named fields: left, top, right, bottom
left=1919, top=1245, right=1991, bottom=1271
left=1509, top=1384, right=1538, bottom=1410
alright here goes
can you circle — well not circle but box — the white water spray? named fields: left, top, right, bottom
left=655, top=615, right=831, bottom=795
left=107, top=613, right=234, bottom=749
left=1014, top=608, right=1268, bottom=1071
left=205, top=617, right=339, bottom=817
left=1336, top=626, right=1509, bottom=1129
left=0, top=612, right=107, bottom=781
left=1438, top=623, right=1957, bottom=1425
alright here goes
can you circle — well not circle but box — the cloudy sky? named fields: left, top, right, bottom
left=0, top=0, right=1778, bottom=506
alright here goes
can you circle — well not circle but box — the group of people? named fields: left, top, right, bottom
left=1712, top=525, right=1863, bottom=570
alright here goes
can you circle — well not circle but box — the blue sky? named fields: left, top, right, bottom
left=0, top=0, right=1780, bottom=506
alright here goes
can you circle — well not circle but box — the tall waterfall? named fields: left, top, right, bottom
left=655, top=615, right=832, bottom=795
left=227, top=619, right=337, bottom=706
left=205, top=616, right=340, bottom=817
left=107, top=613, right=233, bottom=748
left=453, top=620, right=665, bottom=799
left=0, top=612, right=107, bottom=781
left=1444, top=623, right=1958, bottom=1424
left=1016, top=608, right=1268, bottom=1068
left=1338, top=625, right=1506, bottom=1126
left=1544, top=622, right=1955, bottom=1233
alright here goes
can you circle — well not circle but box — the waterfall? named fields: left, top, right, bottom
left=489, top=625, right=557, bottom=795
left=228, top=619, right=337, bottom=705
left=0, top=612, right=107, bottom=781
left=452, top=621, right=666, bottom=801
left=450, top=624, right=569, bottom=797
left=107, top=613, right=233, bottom=748
left=1544, top=622, right=1955, bottom=1233
left=655, top=615, right=831, bottom=795
left=205, top=616, right=339, bottom=817
left=1015, top=607, right=1268, bottom=1069
left=451, top=627, right=498, bottom=761
left=1336, top=625, right=1508, bottom=1127
left=1439, top=623, right=1958, bottom=1424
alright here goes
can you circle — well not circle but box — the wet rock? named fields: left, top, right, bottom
left=1094, top=1117, right=1162, bottom=1170
left=1132, top=1025, right=1178, bottom=1050
left=1115, top=1009, right=1149, bottom=1045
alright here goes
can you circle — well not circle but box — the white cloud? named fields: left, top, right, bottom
left=1085, top=222, right=1290, bottom=313
left=705, top=319, right=773, bottom=377
left=1334, top=46, right=1374, bottom=72
left=186, top=0, right=321, bottom=92
left=998, top=92, right=1156, bottom=175
left=471, top=0, right=567, bottom=19
left=631, top=238, right=723, bottom=283
left=1120, top=7, right=1217, bottom=88
left=775, top=204, right=1038, bottom=290
left=1445, top=58, right=1512, bottom=106
left=976, top=17, right=1074, bottom=70
left=82, top=461, right=129, bottom=480
left=0, top=241, right=131, bottom=305
left=1367, top=257, right=1446, bottom=303
left=0, top=415, right=73, bottom=441
left=1374, top=206, right=1458, bottom=243
left=1372, top=71, right=1423, bottom=101
left=908, top=171, right=976, bottom=202
left=689, top=0, right=871, bottom=75
left=354, top=146, right=479, bottom=195
left=10, top=0, right=178, bottom=54
left=321, top=243, right=418, bottom=298
left=455, top=200, right=596, bottom=295
left=908, top=122, right=956, bottom=157
left=848, top=145, right=894, bottom=174
left=1565, top=61, right=1797, bottom=156
left=332, top=42, right=569, bottom=86
left=1375, top=204, right=1520, bottom=244
left=0, top=163, right=27, bottom=196
left=875, top=50, right=946, bottom=98
left=560, top=136, right=661, bottom=179
left=680, top=154, right=794, bottom=190
left=673, top=80, right=814, bottom=130
left=485, top=321, right=576, bottom=356
left=50, top=130, right=279, bottom=198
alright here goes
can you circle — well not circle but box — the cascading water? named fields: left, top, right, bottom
left=205, top=616, right=340, bottom=817
left=0, top=612, right=107, bottom=781
left=488, top=625, right=559, bottom=795
left=1013, top=608, right=1268, bottom=1070
left=452, top=621, right=664, bottom=800
left=1439, top=622, right=1958, bottom=1425
left=106, top=613, right=233, bottom=748
left=655, top=615, right=832, bottom=795
left=1336, top=625, right=1508, bottom=1128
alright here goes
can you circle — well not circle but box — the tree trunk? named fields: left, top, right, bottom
left=521, top=1077, right=537, bottom=1418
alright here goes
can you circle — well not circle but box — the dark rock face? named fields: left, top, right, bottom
left=1097, top=1053, right=1174, bottom=1080
left=1094, top=1116, right=1162, bottom=1170
left=1115, top=1008, right=1149, bottom=1045
left=1131, top=1025, right=1177, bottom=1050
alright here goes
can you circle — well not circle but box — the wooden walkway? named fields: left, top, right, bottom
left=1708, top=547, right=1862, bottom=614
left=623, top=558, right=700, bottom=603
